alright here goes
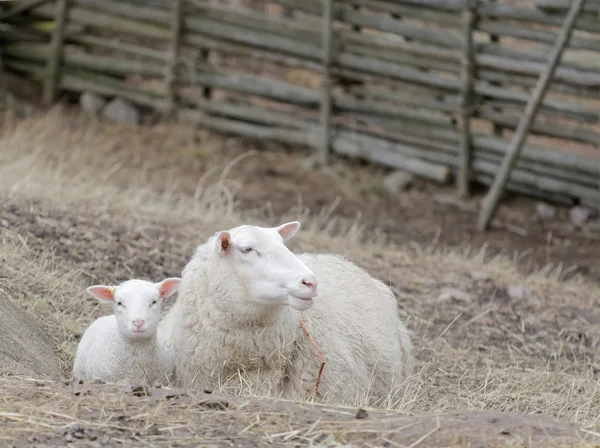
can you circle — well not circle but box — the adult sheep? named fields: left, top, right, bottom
left=161, top=222, right=413, bottom=405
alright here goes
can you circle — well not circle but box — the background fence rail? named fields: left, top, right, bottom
left=1, top=0, right=598, bottom=216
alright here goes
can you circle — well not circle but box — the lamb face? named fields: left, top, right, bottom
left=87, top=278, right=181, bottom=340
left=215, top=221, right=318, bottom=312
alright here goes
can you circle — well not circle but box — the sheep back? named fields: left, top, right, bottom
left=284, top=253, right=413, bottom=405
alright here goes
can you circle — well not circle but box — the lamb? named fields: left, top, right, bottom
left=72, top=277, right=181, bottom=386
left=160, top=221, right=413, bottom=406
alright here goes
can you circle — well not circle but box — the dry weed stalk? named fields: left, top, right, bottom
left=300, top=318, right=326, bottom=399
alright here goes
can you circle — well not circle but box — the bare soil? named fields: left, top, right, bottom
left=1, top=108, right=600, bottom=447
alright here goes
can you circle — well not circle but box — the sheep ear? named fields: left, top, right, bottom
left=275, top=221, right=300, bottom=241
left=86, top=285, right=115, bottom=303
left=155, top=277, right=181, bottom=299
left=217, top=231, right=232, bottom=254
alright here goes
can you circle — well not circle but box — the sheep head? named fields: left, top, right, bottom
left=214, top=221, right=318, bottom=312
left=87, top=278, right=181, bottom=339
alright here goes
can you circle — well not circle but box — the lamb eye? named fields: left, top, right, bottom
left=240, top=247, right=253, bottom=254
left=117, top=302, right=124, bottom=307
left=151, top=300, right=158, bottom=306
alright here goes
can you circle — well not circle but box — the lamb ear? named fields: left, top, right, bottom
left=217, top=231, right=232, bottom=254
left=155, top=277, right=181, bottom=299
left=86, top=285, right=115, bottom=303
left=275, top=221, right=301, bottom=241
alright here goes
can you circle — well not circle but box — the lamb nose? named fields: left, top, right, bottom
left=301, top=277, right=318, bottom=291
left=132, top=319, right=145, bottom=327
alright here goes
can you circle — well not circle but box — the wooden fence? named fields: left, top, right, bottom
left=1, top=0, right=599, bottom=223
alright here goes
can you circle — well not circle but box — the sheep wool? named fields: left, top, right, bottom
left=73, top=278, right=181, bottom=385
left=162, top=222, right=413, bottom=405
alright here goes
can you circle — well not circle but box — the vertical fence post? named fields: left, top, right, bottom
left=319, top=0, right=334, bottom=165
left=351, top=4, right=360, bottom=33
left=43, top=0, right=68, bottom=105
left=457, top=0, right=476, bottom=198
left=200, top=48, right=212, bottom=100
left=166, top=0, right=182, bottom=115
left=488, top=0, right=503, bottom=137
left=477, top=0, right=585, bottom=231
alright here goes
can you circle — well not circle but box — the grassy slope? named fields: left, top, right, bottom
left=0, top=107, right=599, bottom=446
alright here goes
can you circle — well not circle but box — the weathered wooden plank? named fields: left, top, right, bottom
left=42, top=0, right=68, bottom=105
left=458, top=0, right=475, bottom=197
left=319, top=0, right=335, bottom=164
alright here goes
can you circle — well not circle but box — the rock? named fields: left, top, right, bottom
left=507, top=285, right=531, bottom=300
left=301, top=156, right=322, bottom=172
left=383, top=170, right=414, bottom=193
left=536, top=202, right=556, bottom=220
left=0, top=297, right=64, bottom=380
left=355, top=408, right=369, bottom=419
left=569, top=206, right=590, bottom=227
left=437, top=287, right=472, bottom=302
left=470, top=271, right=490, bottom=282
left=86, top=443, right=103, bottom=448
left=101, top=97, right=140, bottom=126
left=79, top=92, right=105, bottom=117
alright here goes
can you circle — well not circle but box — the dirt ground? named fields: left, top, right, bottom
left=1, top=107, right=600, bottom=447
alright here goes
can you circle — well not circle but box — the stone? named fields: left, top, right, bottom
left=470, top=271, right=490, bottom=282
left=301, top=156, right=322, bottom=171
left=383, top=170, right=415, bottom=193
left=355, top=408, right=369, bottom=419
left=79, top=91, right=106, bottom=117
left=507, top=285, right=531, bottom=300
left=101, top=97, right=140, bottom=126
left=569, top=206, right=590, bottom=227
left=535, top=202, right=556, bottom=220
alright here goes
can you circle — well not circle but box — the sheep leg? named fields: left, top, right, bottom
left=300, top=319, right=326, bottom=398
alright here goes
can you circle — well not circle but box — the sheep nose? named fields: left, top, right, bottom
left=132, top=319, right=145, bottom=328
left=301, top=275, right=318, bottom=292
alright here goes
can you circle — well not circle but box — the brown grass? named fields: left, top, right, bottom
left=1, top=107, right=600, bottom=446
left=2, top=378, right=599, bottom=448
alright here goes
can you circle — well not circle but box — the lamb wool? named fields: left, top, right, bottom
left=73, top=278, right=181, bottom=385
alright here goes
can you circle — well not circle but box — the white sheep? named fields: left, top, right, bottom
left=72, top=277, right=181, bottom=386
left=160, top=221, right=413, bottom=406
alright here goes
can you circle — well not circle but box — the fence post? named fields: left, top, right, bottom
left=488, top=0, right=504, bottom=137
left=457, top=0, right=476, bottom=198
left=165, top=0, right=182, bottom=115
left=43, top=0, right=68, bottom=105
left=319, top=0, right=334, bottom=165
left=477, top=0, right=586, bottom=231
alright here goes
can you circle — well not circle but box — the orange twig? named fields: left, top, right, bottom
left=300, top=318, right=326, bottom=398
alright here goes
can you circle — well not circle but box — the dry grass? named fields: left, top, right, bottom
left=1, top=107, right=600, bottom=446
left=1, top=377, right=599, bottom=448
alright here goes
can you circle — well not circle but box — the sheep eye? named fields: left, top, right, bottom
left=240, top=247, right=253, bottom=254
left=151, top=300, right=158, bottom=306
left=116, top=302, right=124, bottom=307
